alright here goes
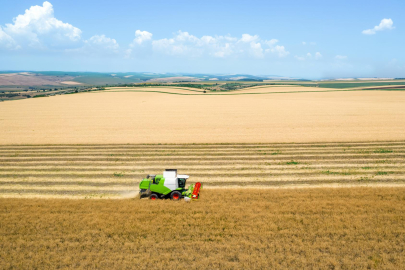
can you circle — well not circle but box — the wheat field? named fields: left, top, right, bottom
left=1, top=188, right=404, bottom=269
left=1, top=87, right=405, bottom=268
left=0, top=142, right=404, bottom=198
left=0, top=89, right=405, bottom=144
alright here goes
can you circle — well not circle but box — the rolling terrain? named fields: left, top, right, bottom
left=1, top=76, right=405, bottom=269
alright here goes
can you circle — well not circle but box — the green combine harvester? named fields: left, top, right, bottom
left=139, top=169, right=201, bottom=200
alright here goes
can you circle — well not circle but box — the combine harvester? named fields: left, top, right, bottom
left=139, top=169, right=201, bottom=201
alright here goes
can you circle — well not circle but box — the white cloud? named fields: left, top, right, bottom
left=295, top=52, right=321, bottom=61
left=133, top=30, right=152, bottom=45
left=362, top=18, right=394, bottom=35
left=266, top=39, right=279, bottom=46
left=1, top=1, right=82, bottom=49
left=87, top=35, right=118, bottom=49
left=240, top=34, right=259, bottom=43
left=0, top=27, right=19, bottom=49
left=302, top=41, right=316, bottom=46
left=335, top=55, right=348, bottom=60
left=248, top=41, right=264, bottom=58
left=146, top=31, right=288, bottom=59
left=1, top=2, right=291, bottom=61
left=264, top=39, right=289, bottom=57
left=268, top=45, right=289, bottom=57
left=66, top=34, right=120, bottom=56
left=85, top=35, right=119, bottom=52
left=238, top=34, right=264, bottom=58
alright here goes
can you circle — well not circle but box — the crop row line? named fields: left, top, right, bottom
left=1, top=165, right=403, bottom=172
left=1, top=154, right=403, bottom=161
left=1, top=171, right=404, bottom=178
left=0, top=141, right=404, bottom=149
left=0, top=146, right=404, bottom=153
left=1, top=159, right=404, bottom=166
left=0, top=151, right=405, bottom=159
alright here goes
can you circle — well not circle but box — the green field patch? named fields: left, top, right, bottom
left=285, top=160, right=299, bottom=165
left=321, top=170, right=353, bottom=175
left=374, top=148, right=393, bottom=153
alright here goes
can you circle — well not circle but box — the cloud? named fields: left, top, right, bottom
left=151, top=31, right=203, bottom=57
left=1, top=2, right=292, bottom=61
left=66, top=34, right=120, bottom=56
left=266, top=39, right=279, bottom=46
left=264, top=39, right=289, bottom=57
left=335, top=55, right=348, bottom=60
left=0, top=27, right=19, bottom=50
left=134, top=30, right=288, bottom=59
left=1, top=1, right=81, bottom=49
left=269, top=45, right=289, bottom=57
left=237, top=34, right=264, bottom=58
left=84, top=35, right=119, bottom=53
left=133, top=30, right=153, bottom=45
left=362, top=18, right=394, bottom=35
left=87, top=35, right=119, bottom=50
left=239, top=34, right=259, bottom=43
left=295, top=52, right=322, bottom=61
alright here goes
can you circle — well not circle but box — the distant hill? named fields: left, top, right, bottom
left=0, top=71, right=294, bottom=86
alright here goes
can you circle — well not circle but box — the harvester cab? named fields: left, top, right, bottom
left=139, top=169, right=201, bottom=201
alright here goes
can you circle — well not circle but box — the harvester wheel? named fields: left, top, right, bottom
left=170, top=191, right=182, bottom=201
left=150, top=194, right=158, bottom=200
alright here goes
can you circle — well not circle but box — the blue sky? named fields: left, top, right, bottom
left=0, top=0, right=404, bottom=78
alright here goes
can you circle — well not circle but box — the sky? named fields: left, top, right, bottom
left=0, top=0, right=404, bottom=79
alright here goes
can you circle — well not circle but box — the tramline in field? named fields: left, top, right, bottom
left=139, top=169, right=202, bottom=200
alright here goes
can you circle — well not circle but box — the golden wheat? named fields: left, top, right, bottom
left=1, top=90, right=405, bottom=144
left=0, top=188, right=404, bottom=269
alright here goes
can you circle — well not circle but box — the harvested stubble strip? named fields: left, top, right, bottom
left=0, top=188, right=404, bottom=269
left=1, top=164, right=404, bottom=170
left=0, top=174, right=402, bottom=183
left=0, top=184, right=134, bottom=191
left=1, top=153, right=402, bottom=161
left=0, top=141, right=404, bottom=149
left=1, top=166, right=403, bottom=173
left=1, top=160, right=404, bottom=168
left=1, top=145, right=400, bottom=150
left=0, top=150, right=402, bottom=157
left=1, top=170, right=404, bottom=178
